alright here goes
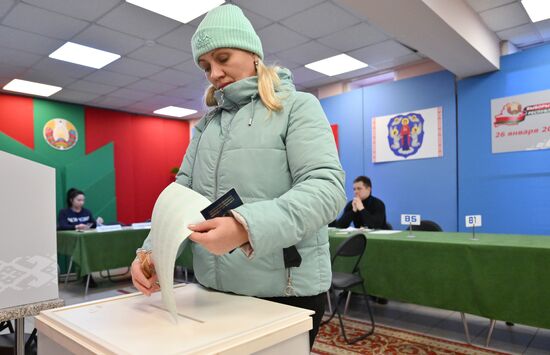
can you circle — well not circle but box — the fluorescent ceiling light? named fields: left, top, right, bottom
left=305, top=54, right=368, bottom=76
left=49, top=42, right=121, bottom=69
left=3, top=79, right=62, bottom=97
left=521, top=0, right=550, bottom=22
left=154, top=106, right=197, bottom=118
left=126, top=0, right=225, bottom=23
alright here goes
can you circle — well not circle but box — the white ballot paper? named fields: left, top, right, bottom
left=150, top=183, right=211, bottom=322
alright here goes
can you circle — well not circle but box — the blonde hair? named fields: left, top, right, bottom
left=204, top=59, right=283, bottom=112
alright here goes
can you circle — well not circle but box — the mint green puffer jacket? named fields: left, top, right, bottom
left=144, top=68, right=346, bottom=297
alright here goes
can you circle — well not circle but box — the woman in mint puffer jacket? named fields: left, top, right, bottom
left=131, top=4, right=346, bottom=347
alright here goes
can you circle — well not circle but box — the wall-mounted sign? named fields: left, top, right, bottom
left=372, top=107, right=443, bottom=163
left=43, top=118, right=78, bottom=150
left=491, top=89, right=550, bottom=153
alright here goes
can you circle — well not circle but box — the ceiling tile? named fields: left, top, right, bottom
left=257, top=24, right=309, bottom=54
left=290, top=66, right=326, bottom=84
left=0, top=25, right=64, bottom=56
left=0, top=77, right=16, bottom=88
left=369, top=53, right=423, bottom=71
left=234, top=0, right=324, bottom=22
left=97, top=2, right=180, bottom=40
left=33, top=57, right=98, bottom=79
left=300, top=75, right=340, bottom=89
left=281, top=2, right=360, bottom=39
left=349, top=40, right=413, bottom=66
left=0, top=63, right=27, bottom=78
left=126, top=79, right=178, bottom=94
left=497, top=23, right=543, bottom=47
left=466, top=0, right=516, bottom=13
left=50, top=89, right=101, bottom=103
left=21, top=0, right=119, bottom=21
left=187, top=13, right=206, bottom=27
left=534, top=19, right=550, bottom=41
left=128, top=44, right=191, bottom=67
left=105, top=57, right=164, bottom=78
left=0, top=1, right=15, bottom=18
left=109, top=87, right=152, bottom=101
left=2, top=3, right=88, bottom=40
left=138, top=94, right=187, bottom=109
left=263, top=53, right=301, bottom=69
left=0, top=47, right=42, bottom=67
left=67, top=80, right=118, bottom=95
left=123, top=101, right=158, bottom=114
left=84, top=70, right=140, bottom=87
left=332, top=66, right=377, bottom=81
left=318, top=22, right=388, bottom=52
left=72, top=25, right=145, bottom=55
left=479, top=2, right=531, bottom=32
left=148, top=68, right=196, bottom=86
left=156, top=25, right=196, bottom=51
left=89, top=95, right=138, bottom=109
left=277, top=41, right=339, bottom=65
left=241, top=8, right=273, bottom=30
left=20, top=69, right=77, bottom=87
left=163, top=85, right=207, bottom=101
left=173, top=59, right=207, bottom=79
left=185, top=99, right=207, bottom=112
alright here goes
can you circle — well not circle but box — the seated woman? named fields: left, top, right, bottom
left=57, top=188, right=102, bottom=230
left=57, top=188, right=103, bottom=287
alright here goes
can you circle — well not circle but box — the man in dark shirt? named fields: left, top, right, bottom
left=330, top=176, right=387, bottom=229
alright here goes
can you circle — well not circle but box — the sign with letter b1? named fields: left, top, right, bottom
left=401, top=214, right=421, bottom=226
left=465, top=215, right=482, bottom=228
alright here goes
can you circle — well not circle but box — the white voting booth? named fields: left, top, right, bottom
left=36, top=283, right=313, bottom=354
left=0, top=151, right=58, bottom=308
left=0, top=151, right=61, bottom=354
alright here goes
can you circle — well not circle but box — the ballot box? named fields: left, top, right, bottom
left=36, top=284, right=312, bottom=354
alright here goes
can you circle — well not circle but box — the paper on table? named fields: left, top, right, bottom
left=368, top=230, right=401, bottom=235
left=335, top=226, right=372, bottom=234
left=150, top=183, right=211, bottom=322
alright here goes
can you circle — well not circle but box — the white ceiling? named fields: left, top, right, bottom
left=0, top=0, right=549, bottom=118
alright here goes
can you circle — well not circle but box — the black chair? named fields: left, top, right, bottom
left=0, top=321, right=14, bottom=333
left=323, top=233, right=375, bottom=344
left=410, top=220, right=442, bottom=232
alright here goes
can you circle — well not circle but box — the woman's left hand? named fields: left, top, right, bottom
left=188, top=217, right=249, bottom=256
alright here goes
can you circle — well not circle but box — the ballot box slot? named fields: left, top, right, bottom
left=148, top=304, right=205, bottom=323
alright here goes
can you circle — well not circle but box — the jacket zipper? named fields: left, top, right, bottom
left=213, top=89, right=227, bottom=290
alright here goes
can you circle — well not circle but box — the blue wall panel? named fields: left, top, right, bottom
left=457, top=44, right=550, bottom=235
left=321, top=89, right=364, bottom=199
left=362, top=71, right=458, bottom=231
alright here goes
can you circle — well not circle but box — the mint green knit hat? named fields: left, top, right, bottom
left=191, top=4, right=263, bottom=65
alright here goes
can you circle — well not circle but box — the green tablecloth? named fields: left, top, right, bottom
left=57, top=228, right=193, bottom=278
left=329, top=229, right=550, bottom=329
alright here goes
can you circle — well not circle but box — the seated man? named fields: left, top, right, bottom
left=330, top=176, right=387, bottom=229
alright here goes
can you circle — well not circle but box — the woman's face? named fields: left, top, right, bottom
left=71, top=194, right=85, bottom=209
left=198, top=48, right=256, bottom=90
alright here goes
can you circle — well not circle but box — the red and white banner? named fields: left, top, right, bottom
left=491, top=90, right=550, bottom=153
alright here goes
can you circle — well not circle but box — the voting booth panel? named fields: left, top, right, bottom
left=0, top=151, right=58, bottom=309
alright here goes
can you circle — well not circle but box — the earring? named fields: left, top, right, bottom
left=254, top=60, right=258, bottom=67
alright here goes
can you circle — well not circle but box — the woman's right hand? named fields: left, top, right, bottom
left=131, top=257, right=160, bottom=296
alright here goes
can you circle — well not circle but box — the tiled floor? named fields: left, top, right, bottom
left=2, top=270, right=549, bottom=354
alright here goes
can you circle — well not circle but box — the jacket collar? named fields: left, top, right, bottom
left=213, top=67, right=295, bottom=111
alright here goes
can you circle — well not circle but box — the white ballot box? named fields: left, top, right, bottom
left=36, top=284, right=313, bottom=355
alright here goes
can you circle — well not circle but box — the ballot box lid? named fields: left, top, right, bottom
left=36, top=284, right=313, bottom=355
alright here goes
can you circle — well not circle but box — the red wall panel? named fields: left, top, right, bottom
left=0, top=94, right=34, bottom=148
left=86, top=107, right=189, bottom=224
